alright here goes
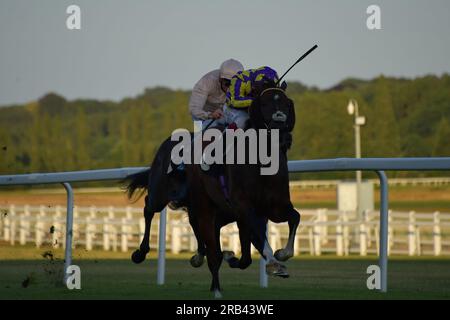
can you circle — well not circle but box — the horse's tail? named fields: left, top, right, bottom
left=122, top=168, right=150, bottom=201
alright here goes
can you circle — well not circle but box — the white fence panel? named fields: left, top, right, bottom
left=2, top=204, right=450, bottom=257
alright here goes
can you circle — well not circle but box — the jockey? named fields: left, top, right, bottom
left=168, top=59, right=243, bottom=209
left=224, top=66, right=279, bottom=129
left=189, top=59, right=244, bottom=129
left=197, top=66, right=280, bottom=173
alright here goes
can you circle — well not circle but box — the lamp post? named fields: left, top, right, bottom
left=347, top=99, right=366, bottom=219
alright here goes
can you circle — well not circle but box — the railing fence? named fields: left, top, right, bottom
left=2, top=205, right=449, bottom=257
left=2, top=157, right=450, bottom=292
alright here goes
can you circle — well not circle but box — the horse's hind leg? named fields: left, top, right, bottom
left=194, top=202, right=223, bottom=298
left=202, top=221, right=223, bottom=298
left=188, top=210, right=206, bottom=268
left=131, top=195, right=155, bottom=264
left=274, top=206, right=300, bottom=262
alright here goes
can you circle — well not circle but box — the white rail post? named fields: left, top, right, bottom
left=336, top=217, right=344, bottom=256
left=63, top=182, right=74, bottom=285
left=182, top=224, right=190, bottom=252
left=259, top=224, right=269, bottom=288
left=126, top=206, right=133, bottom=241
left=433, top=212, right=441, bottom=256
left=3, top=205, right=11, bottom=241
left=374, top=226, right=380, bottom=254
left=366, top=210, right=373, bottom=248
left=121, top=217, right=128, bottom=252
left=157, top=207, right=167, bottom=285
left=9, top=204, right=16, bottom=245
left=342, top=212, right=350, bottom=256
left=269, top=224, right=281, bottom=250
left=188, top=215, right=196, bottom=252
left=104, top=207, right=113, bottom=251
left=108, top=206, right=117, bottom=251
left=359, top=210, right=367, bottom=256
left=232, top=224, right=240, bottom=254
left=86, top=215, right=92, bottom=251
left=416, top=228, right=422, bottom=256
left=70, top=206, right=79, bottom=249
left=171, top=222, right=181, bottom=254
left=313, top=223, right=321, bottom=256
left=89, top=206, right=97, bottom=250
left=19, top=206, right=27, bottom=245
left=103, top=216, right=110, bottom=251
left=408, top=211, right=416, bottom=256
left=376, top=170, right=388, bottom=293
left=321, top=209, right=329, bottom=245
left=35, top=205, right=45, bottom=248
left=308, top=228, right=314, bottom=255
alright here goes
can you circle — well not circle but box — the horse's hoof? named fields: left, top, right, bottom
left=200, top=163, right=210, bottom=171
left=214, top=290, right=223, bottom=299
left=274, top=249, right=293, bottom=262
left=222, top=250, right=235, bottom=262
left=238, top=258, right=252, bottom=270
left=275, top=271, right=290, bottom=279
left=227, top=257, right=240, bottom=268
left=168, top=201, right=179, bottom=210
left=190, top=254, right=205, bottom=268
left=266, top=261, right=290, bottom=278
left=131, top=249, right=148, bottom=264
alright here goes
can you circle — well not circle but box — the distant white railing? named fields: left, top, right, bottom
left=290, top=177, right=450, bottom=189
left=2, top=205, right=449, bottom=257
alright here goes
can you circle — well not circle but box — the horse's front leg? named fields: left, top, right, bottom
left=274, top=206, right=300, bottom=262
left=221, top=203, right=252, bottom=270
left=247, top=210, right=289, bottom=278
left=238, top=221, right=253, bottom=269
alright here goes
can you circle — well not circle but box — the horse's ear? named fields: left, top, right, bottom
left=286, top=99, right=295, bottom=132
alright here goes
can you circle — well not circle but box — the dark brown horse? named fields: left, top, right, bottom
left=124, top=84, right=300, bottom=298
left=185, top=86, right=300, bottom=296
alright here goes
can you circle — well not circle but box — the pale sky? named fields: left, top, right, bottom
left=1, top=0, right=450, bottom=105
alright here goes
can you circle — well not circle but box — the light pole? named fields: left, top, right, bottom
left=347, top=99, right=366, bottom=219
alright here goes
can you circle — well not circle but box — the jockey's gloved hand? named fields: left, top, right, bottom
left=227, top=122, right=238, bottom=131
left=280, top=81, right=288, bottom=91
left=210, top=109, right=224, bottom=119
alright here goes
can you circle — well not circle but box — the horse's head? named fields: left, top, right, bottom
left=248, top=85, right=295, bottom=151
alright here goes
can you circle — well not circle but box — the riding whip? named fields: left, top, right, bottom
left=276, top=44, right=318, bottom=86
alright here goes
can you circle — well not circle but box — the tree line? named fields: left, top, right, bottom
left=1, top=74, right=449, bottom=179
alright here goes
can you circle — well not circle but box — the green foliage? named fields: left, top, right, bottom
left=432, top=118, right=450, bottom=156
left=0, top=75, right=449, bottom=177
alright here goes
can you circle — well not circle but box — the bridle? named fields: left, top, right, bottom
left=257, top=87, right=289, bottom=130
left=260, top=87, right=286, bottom=97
